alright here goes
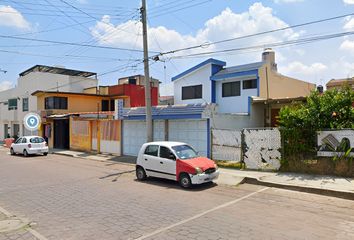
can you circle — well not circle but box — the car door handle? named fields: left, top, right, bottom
left=160, top=161, right=163, bottom=164
left=145, top=159, right=148, bottom=161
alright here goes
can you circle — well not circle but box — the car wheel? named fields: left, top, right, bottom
left=136, top=166, right=147, bottom=181
left=43, top=152, right=48, bottom=156
left=23, top=149, right=29, bottom=157
left=179, top=173, right=192, bottom=188
left=10, top=148, right=15, bottom=155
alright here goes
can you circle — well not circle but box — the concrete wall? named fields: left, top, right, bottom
left=258, top=64, right=315, bottom=99
left=174, top=64, right=212, bottom=105
left=0, top=71, right=97, bottom=140
left=211, top=104, right=264, bottom=130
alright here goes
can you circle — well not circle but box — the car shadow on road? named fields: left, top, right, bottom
left=134, top=177, right=218, bottom=192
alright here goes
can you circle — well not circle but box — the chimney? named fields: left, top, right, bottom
left=262, top=48, right=277, bottom=71
left=317, top=85, right=324, bottom=94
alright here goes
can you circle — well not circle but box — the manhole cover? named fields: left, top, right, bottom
left=0, top=219, right=27, bottom=233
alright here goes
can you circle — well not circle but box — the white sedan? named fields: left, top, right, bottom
left=10, top=136, right=49, bottom=157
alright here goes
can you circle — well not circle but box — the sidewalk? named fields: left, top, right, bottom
left=220, top=168, right=354, bottom=200
left=51, top=148, right=354, bottom=199
left=51, top=149, right=136, bottom=165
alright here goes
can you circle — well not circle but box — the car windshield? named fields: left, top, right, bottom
left=30, top=137, right=45, bottom=143
left=172, top=145, right=198, bottom=160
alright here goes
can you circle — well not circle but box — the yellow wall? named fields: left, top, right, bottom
left=83, top=87, right=97, bottom=94
left=36, top=93, right=111, bottom=114
left=258, top=64, right=316, bottom=99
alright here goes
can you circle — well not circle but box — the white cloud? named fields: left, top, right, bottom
left=280, top=61, right=327, bottom=82
left=90, top=3, right=300, bottom=55
left=343, top=0, right=354, bottom=4
left=343, top=17, right=354, bottom=30
left=340, top=39, right=354, bottom=54
left=0, top=81, right=13, bottom=92
left=0, top=5, right=31, bottom=30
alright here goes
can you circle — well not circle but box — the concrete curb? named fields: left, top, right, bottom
left=243, top=177, right=354, bottom=201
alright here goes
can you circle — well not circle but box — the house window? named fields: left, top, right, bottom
left=243, top=79, right=257, bottom=89
left=101, top=100, right=109, bottom=111
left=182, top=85, right=202, bottom=100
left=8, top=98, right=18, bottom=110
left=222, top=81, right=240, bottom=97
left=110, top=99, right=115, bottom=111
left=45, top=97, right=68, bottom=110
left=22, top=98, right=29, bottom=112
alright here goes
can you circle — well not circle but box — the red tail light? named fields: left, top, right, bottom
left=28, top=144, right=32, bottom=148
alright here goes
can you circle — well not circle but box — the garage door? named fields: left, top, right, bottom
left=168, top=119, right=208, bottom=157
left=123, top=120, right=165, bottom=156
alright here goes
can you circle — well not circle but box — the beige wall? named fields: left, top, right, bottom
left=258, top=64, right=315, bottom=99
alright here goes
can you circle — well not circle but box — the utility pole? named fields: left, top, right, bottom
left=141, top=0, right=153, bottom=142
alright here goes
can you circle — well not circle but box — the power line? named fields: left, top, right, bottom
left=156, top=12, right=354, bottom=57
left=0, top=34, right=159, bottom=53
left=149, top=0, right=212, bottom=19
left=168, top=30, right=354, bottom=59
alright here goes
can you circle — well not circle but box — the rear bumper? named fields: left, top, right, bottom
left=189, top=169, right=219, bottom=185
left=27, top=147, right=49, bottom=154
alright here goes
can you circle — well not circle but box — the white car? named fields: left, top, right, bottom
left=136, top=141, right=219, bottom=188
left=10, top=136, right=49, bottom=157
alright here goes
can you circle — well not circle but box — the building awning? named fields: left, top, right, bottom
left=251, top=96, right=307, bottom=104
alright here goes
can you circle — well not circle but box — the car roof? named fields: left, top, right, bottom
left=144, top=141, right=187, bottom=148
left=20, top=136, right=43, bottom=139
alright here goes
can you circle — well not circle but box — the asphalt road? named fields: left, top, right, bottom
left=0, top=148, right=354, bottom=240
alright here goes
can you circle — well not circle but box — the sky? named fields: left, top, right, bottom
left=0, top=0, right=354, bottom=96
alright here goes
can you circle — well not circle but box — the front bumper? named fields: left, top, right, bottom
left=189, top=169, right=220, bottom=185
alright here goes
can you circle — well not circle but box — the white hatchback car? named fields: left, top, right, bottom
left=10, top=136, right=49, bottom=157
left=136, top=141, right=219, bottom=188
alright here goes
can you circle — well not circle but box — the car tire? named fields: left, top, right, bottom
left=23, top=149, right=29, bottom=157
left=43, top=152, right=48, bottom=156
left=136, top=166, right=147, bottom=181
left=10, top=148, right=15, bottom=155
left=179, top=173, right=192, bottom=188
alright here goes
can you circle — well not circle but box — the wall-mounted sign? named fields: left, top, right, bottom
left=24, top=113, right=41, bottom=131
left=114, top=99, right=124, bottom=120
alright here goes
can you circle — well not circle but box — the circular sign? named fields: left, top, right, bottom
left=24, top=113, right=41, bottom=131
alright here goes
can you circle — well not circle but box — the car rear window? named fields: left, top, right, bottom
left=30, top=137, right=45, bottom=143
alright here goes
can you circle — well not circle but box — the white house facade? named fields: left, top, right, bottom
left=0, top=65, right=98, bottom=140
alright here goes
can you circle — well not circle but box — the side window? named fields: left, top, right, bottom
left=144, top=145, right=159, bottom=157
left=22, top=138, right=27, bottom=143
left=160, top=146, right=174, bottom=159
left=15, top=138, right=22, bottom=144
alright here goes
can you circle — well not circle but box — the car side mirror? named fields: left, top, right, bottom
left=169, top=153, right=176, bottom=160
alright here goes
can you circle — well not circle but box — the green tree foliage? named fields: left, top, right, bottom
left=279, top=86, right=354, bottom=158
left=279, top=86, right=354, bottom=130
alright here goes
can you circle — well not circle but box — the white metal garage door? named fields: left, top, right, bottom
left=123, top=120, right=165, bottom=156
left=168, top=119, right=208, bottom=157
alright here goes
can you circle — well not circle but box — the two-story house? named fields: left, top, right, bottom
left=0, top=65, right=98, bottom=140
left=172, top=49, right=316, bottom=129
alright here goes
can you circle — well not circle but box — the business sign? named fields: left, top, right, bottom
left=24, top=113, right=41, bottom=131
left=114, top=99, right=124, bottom=120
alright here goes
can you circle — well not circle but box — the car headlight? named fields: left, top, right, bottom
left=195, top=167, right=203, bottom=174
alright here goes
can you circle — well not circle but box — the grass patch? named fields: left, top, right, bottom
left=216, top=160, right=244, bottom=169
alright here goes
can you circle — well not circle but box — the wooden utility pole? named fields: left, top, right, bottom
left=141, top=0, right=153, bottom=142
